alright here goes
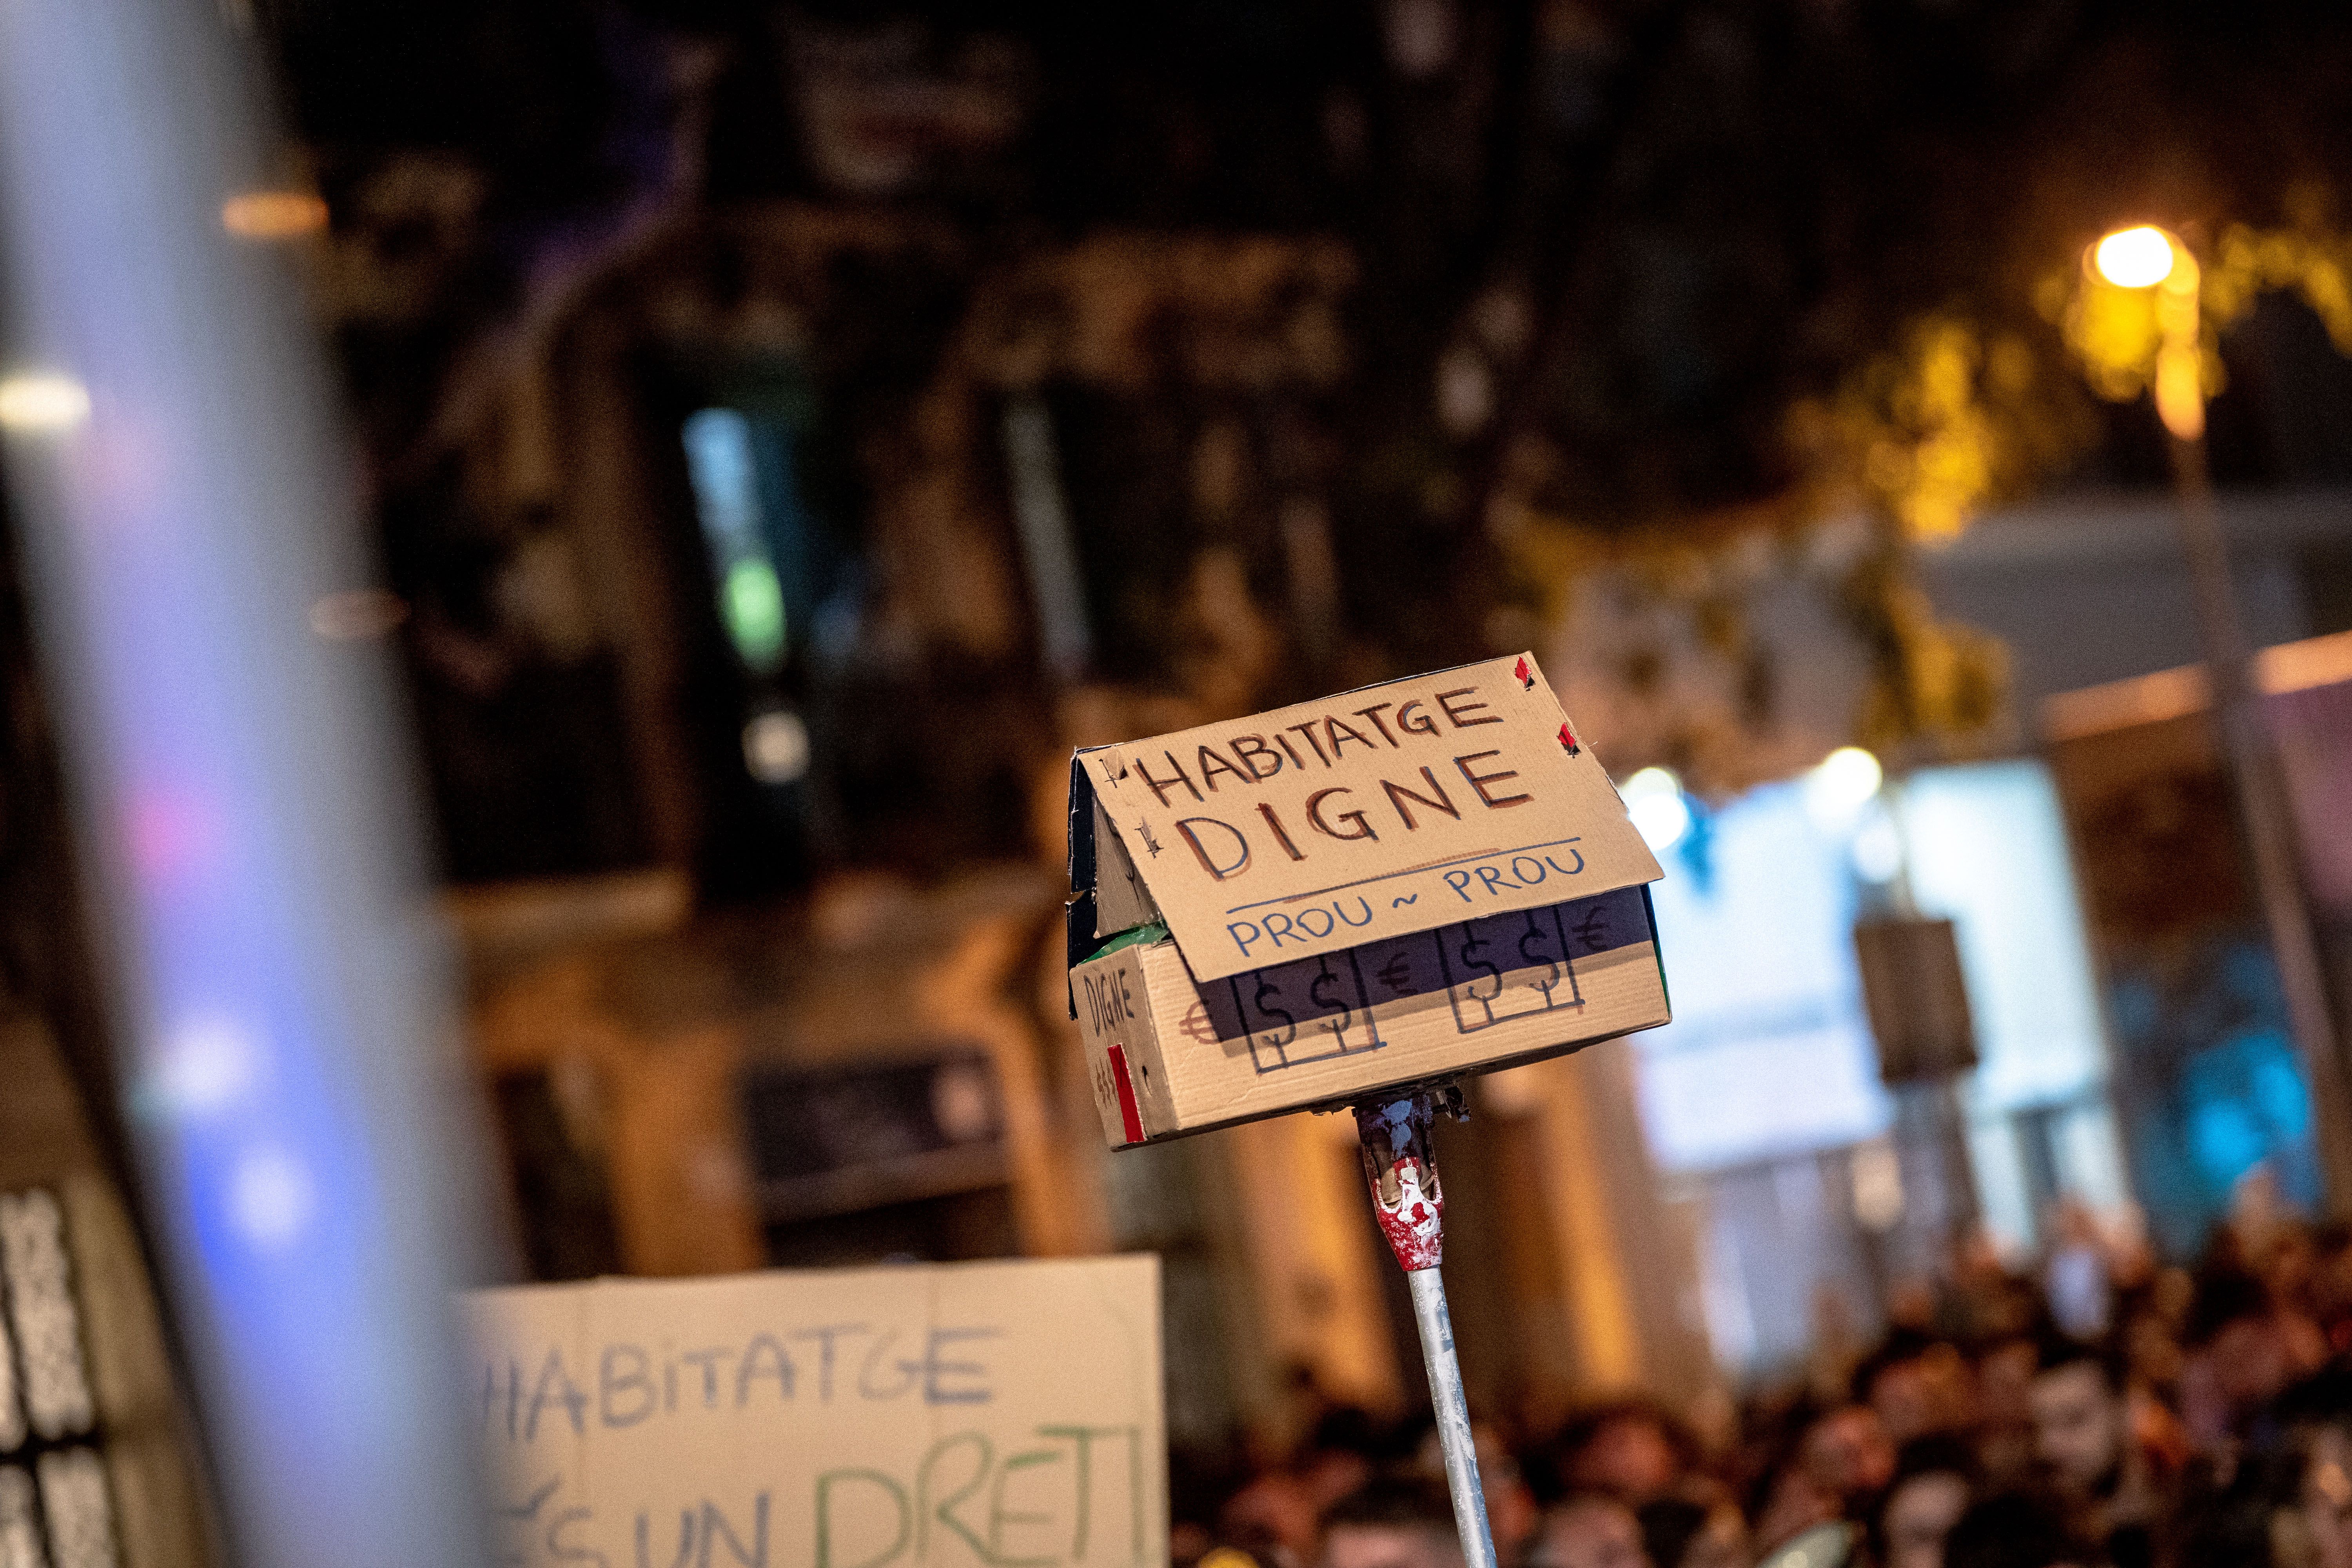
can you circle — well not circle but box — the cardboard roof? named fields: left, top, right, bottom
left=1069, top=653, right=1662, bottom=982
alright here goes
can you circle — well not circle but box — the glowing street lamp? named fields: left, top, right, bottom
left=2089, top=224, right=2203, bottom=439
left=2091, top=225, right=2176, bottom=289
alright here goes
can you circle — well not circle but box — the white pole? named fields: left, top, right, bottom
left=0, top=4, right=494, bottom=1565
left=1409, top=1266, right=1501, bottom=1568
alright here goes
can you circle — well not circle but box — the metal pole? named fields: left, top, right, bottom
left=1408, top=1269, right=1495, bottom=1560
left=2167, top=431, right=2352, bottom=1206
left=1354, top=1090, right=1499, bottom=1568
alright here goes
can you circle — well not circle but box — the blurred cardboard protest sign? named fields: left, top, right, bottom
left=464, top=1255, right=1165, bottom=1568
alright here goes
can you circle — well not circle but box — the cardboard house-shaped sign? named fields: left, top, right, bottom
left=1067, top=653, right=1671, bottom=1147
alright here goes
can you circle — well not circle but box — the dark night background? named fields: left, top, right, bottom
left=209, top=0, right=2352, bottom=895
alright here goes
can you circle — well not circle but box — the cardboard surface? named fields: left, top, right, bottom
left=1090, top=797, right=1161, bottom=940
left=1074, top=654, right=1659, bottom=981
left=465, top=1256, right=1166, bottom=1568
left=1074, top=885, right=1669, bottom=1144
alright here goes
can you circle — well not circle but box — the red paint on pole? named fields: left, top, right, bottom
left=1372, top=1154, right=1445, bottom=1271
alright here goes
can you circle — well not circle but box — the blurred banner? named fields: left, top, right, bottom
left=464, top=1255, right=1168, bottom=1568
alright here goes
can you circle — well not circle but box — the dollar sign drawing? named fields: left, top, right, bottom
left=1180, top=1002, right=1218, bottom=1045
left=1308, top=964, right=1351, bottom=1039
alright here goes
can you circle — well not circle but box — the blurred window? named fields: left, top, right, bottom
left=682, top=407, right=790, bottom=677
left=1637, top=762, right=2131, bottom=1374
left=1633, top=781, right=1889, bottom=1173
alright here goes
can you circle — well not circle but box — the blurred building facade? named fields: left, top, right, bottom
left=288, top=0, right=2352, bottom=1421
left=8, top=0, right=2352, bottom=1467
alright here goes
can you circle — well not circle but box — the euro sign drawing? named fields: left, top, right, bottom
left=1180, top=1001, right=1219, bottom=1045
left=1375, top=953, right=1413, bottom=995
left=1570, top=907, right=1610, bottom=953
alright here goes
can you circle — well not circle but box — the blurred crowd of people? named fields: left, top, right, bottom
left=1173, top=1194, right=2352, bottom=1568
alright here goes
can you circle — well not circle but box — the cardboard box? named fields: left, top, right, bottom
left=464, top=1255, right=1167, bottom=1568
left=1067, top=653, right=1670, bottom=1146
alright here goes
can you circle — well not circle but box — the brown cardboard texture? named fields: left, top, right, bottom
left=1066, top=655, right=1669, bottom=1146
left=1073, top=653, right=1659, bottom=982
left=464, top=1255, right=1167, bottom=1568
